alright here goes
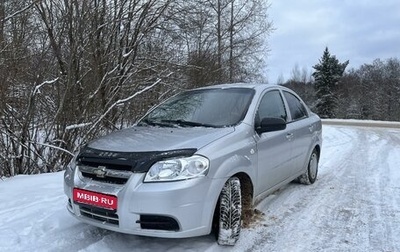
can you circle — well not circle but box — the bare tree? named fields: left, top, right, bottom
left=1, top=0, right=175, bottom=176
left=171, top=0, right=272, bottom=86
left=0, top=0, right=274, bottom=176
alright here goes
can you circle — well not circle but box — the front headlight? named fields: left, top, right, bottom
left=144, top=155, right=209, bottom=182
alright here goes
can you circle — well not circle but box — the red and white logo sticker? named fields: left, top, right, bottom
left=73, top=188, right=118, bottom=210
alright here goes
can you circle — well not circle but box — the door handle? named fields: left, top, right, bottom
left=286, top=133, right=294, bottom=140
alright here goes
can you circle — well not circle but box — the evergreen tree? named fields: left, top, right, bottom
left=312, top=47, right=349, bottom=118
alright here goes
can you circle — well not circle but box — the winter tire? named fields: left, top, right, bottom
left=298, top=149, right=319, bottom=185
left=217, top=177, right=242, bottom=246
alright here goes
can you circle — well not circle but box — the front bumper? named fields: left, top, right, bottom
left=64, top=167, right=224, bottom=238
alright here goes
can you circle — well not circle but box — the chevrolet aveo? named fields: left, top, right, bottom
left=64, top=83, right=322, bottom=246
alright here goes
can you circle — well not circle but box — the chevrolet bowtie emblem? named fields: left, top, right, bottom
left=93, top=166, right=107, bottom=178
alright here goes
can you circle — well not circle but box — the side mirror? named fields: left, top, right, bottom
left=256, top=117, right=286, bottom=134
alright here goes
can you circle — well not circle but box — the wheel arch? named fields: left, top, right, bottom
left=314, top=144, right=321, bottom=160
left=211, top=172, right=254, bottom=236
left=233, top=172, right=254, bottom=210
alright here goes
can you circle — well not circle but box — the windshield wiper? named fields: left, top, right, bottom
left=139, top=119, right=173, bottom=127
left=161, top=119, right=216, bottom=128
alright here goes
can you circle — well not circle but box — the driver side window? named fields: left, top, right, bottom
left=256, top=90, right=287, bottom=126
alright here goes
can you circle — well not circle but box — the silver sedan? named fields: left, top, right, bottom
left=64, top=83, right=322, bottom=246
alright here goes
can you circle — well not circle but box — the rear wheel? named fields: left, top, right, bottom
left=216, top=177, right=242, bottom=246
left=298, top=149, right=319, bottom=185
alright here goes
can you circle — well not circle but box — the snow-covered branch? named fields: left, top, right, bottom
left=33, top=78, right=59, bottom=95
left=30, top=141, right=74, bottom=157
left=65, top=123, right=92, bottom=131
left=87, top=74, right=172, bottom=134
left=88, top=65, right=119, bottom=100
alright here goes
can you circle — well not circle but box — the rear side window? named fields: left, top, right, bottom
left=283, top=91, right=308, bottom=121
left=256, top=90, right=287, bottom=125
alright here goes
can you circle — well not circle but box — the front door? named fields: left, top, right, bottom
left=254, top=90, right=293, bottom=195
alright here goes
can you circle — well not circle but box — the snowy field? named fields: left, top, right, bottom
left=1, top=123, right=400, bottom=252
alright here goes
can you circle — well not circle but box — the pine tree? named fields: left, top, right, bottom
left=312, top=47, right=349, bottom=118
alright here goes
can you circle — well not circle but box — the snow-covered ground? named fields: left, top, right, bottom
left=1, top=124, right=399, bottom=252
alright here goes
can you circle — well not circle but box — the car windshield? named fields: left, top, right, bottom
left=139, top=87, right=255, bottom=128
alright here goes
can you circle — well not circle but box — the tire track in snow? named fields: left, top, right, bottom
left=235, top=125, right=400, bottom=252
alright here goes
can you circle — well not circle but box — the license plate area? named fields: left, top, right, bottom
left=73, top=188, right=118, bottom=210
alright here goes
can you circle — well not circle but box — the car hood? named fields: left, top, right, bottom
left=87, top=126, right=235, bottom=152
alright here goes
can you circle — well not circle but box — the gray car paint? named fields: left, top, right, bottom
left=64, top=83, right=322, bottom=239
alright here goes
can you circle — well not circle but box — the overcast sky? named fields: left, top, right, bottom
left=266, top=0, right=400, bottom=83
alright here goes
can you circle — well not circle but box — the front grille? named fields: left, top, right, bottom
left=79, top=204, right=119, bottom=225
left=137, top=215, right=180, bottom=231
left=78, top=165, right=132, bottom=185
left=80, top=160, right=133, bottom=171
left=80, top=171, right=128, bottom=184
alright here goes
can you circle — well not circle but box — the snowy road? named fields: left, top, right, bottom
left=1, top=124, right=400, bottom=252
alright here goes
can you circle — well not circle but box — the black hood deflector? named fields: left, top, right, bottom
left=77, top=147, right=198, bottom=173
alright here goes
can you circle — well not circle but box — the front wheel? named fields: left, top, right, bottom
left=298, top=149, right=319, bottom=185
left=217, top=177, right=242, bottom=246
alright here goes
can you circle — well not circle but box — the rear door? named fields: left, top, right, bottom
left=282, top=91, right=314, bottom=174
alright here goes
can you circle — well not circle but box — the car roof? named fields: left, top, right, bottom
left=195, top=83, right=282, bottom=91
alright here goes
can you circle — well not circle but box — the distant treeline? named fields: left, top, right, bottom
left=284, top=58, right=400, bottom=122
